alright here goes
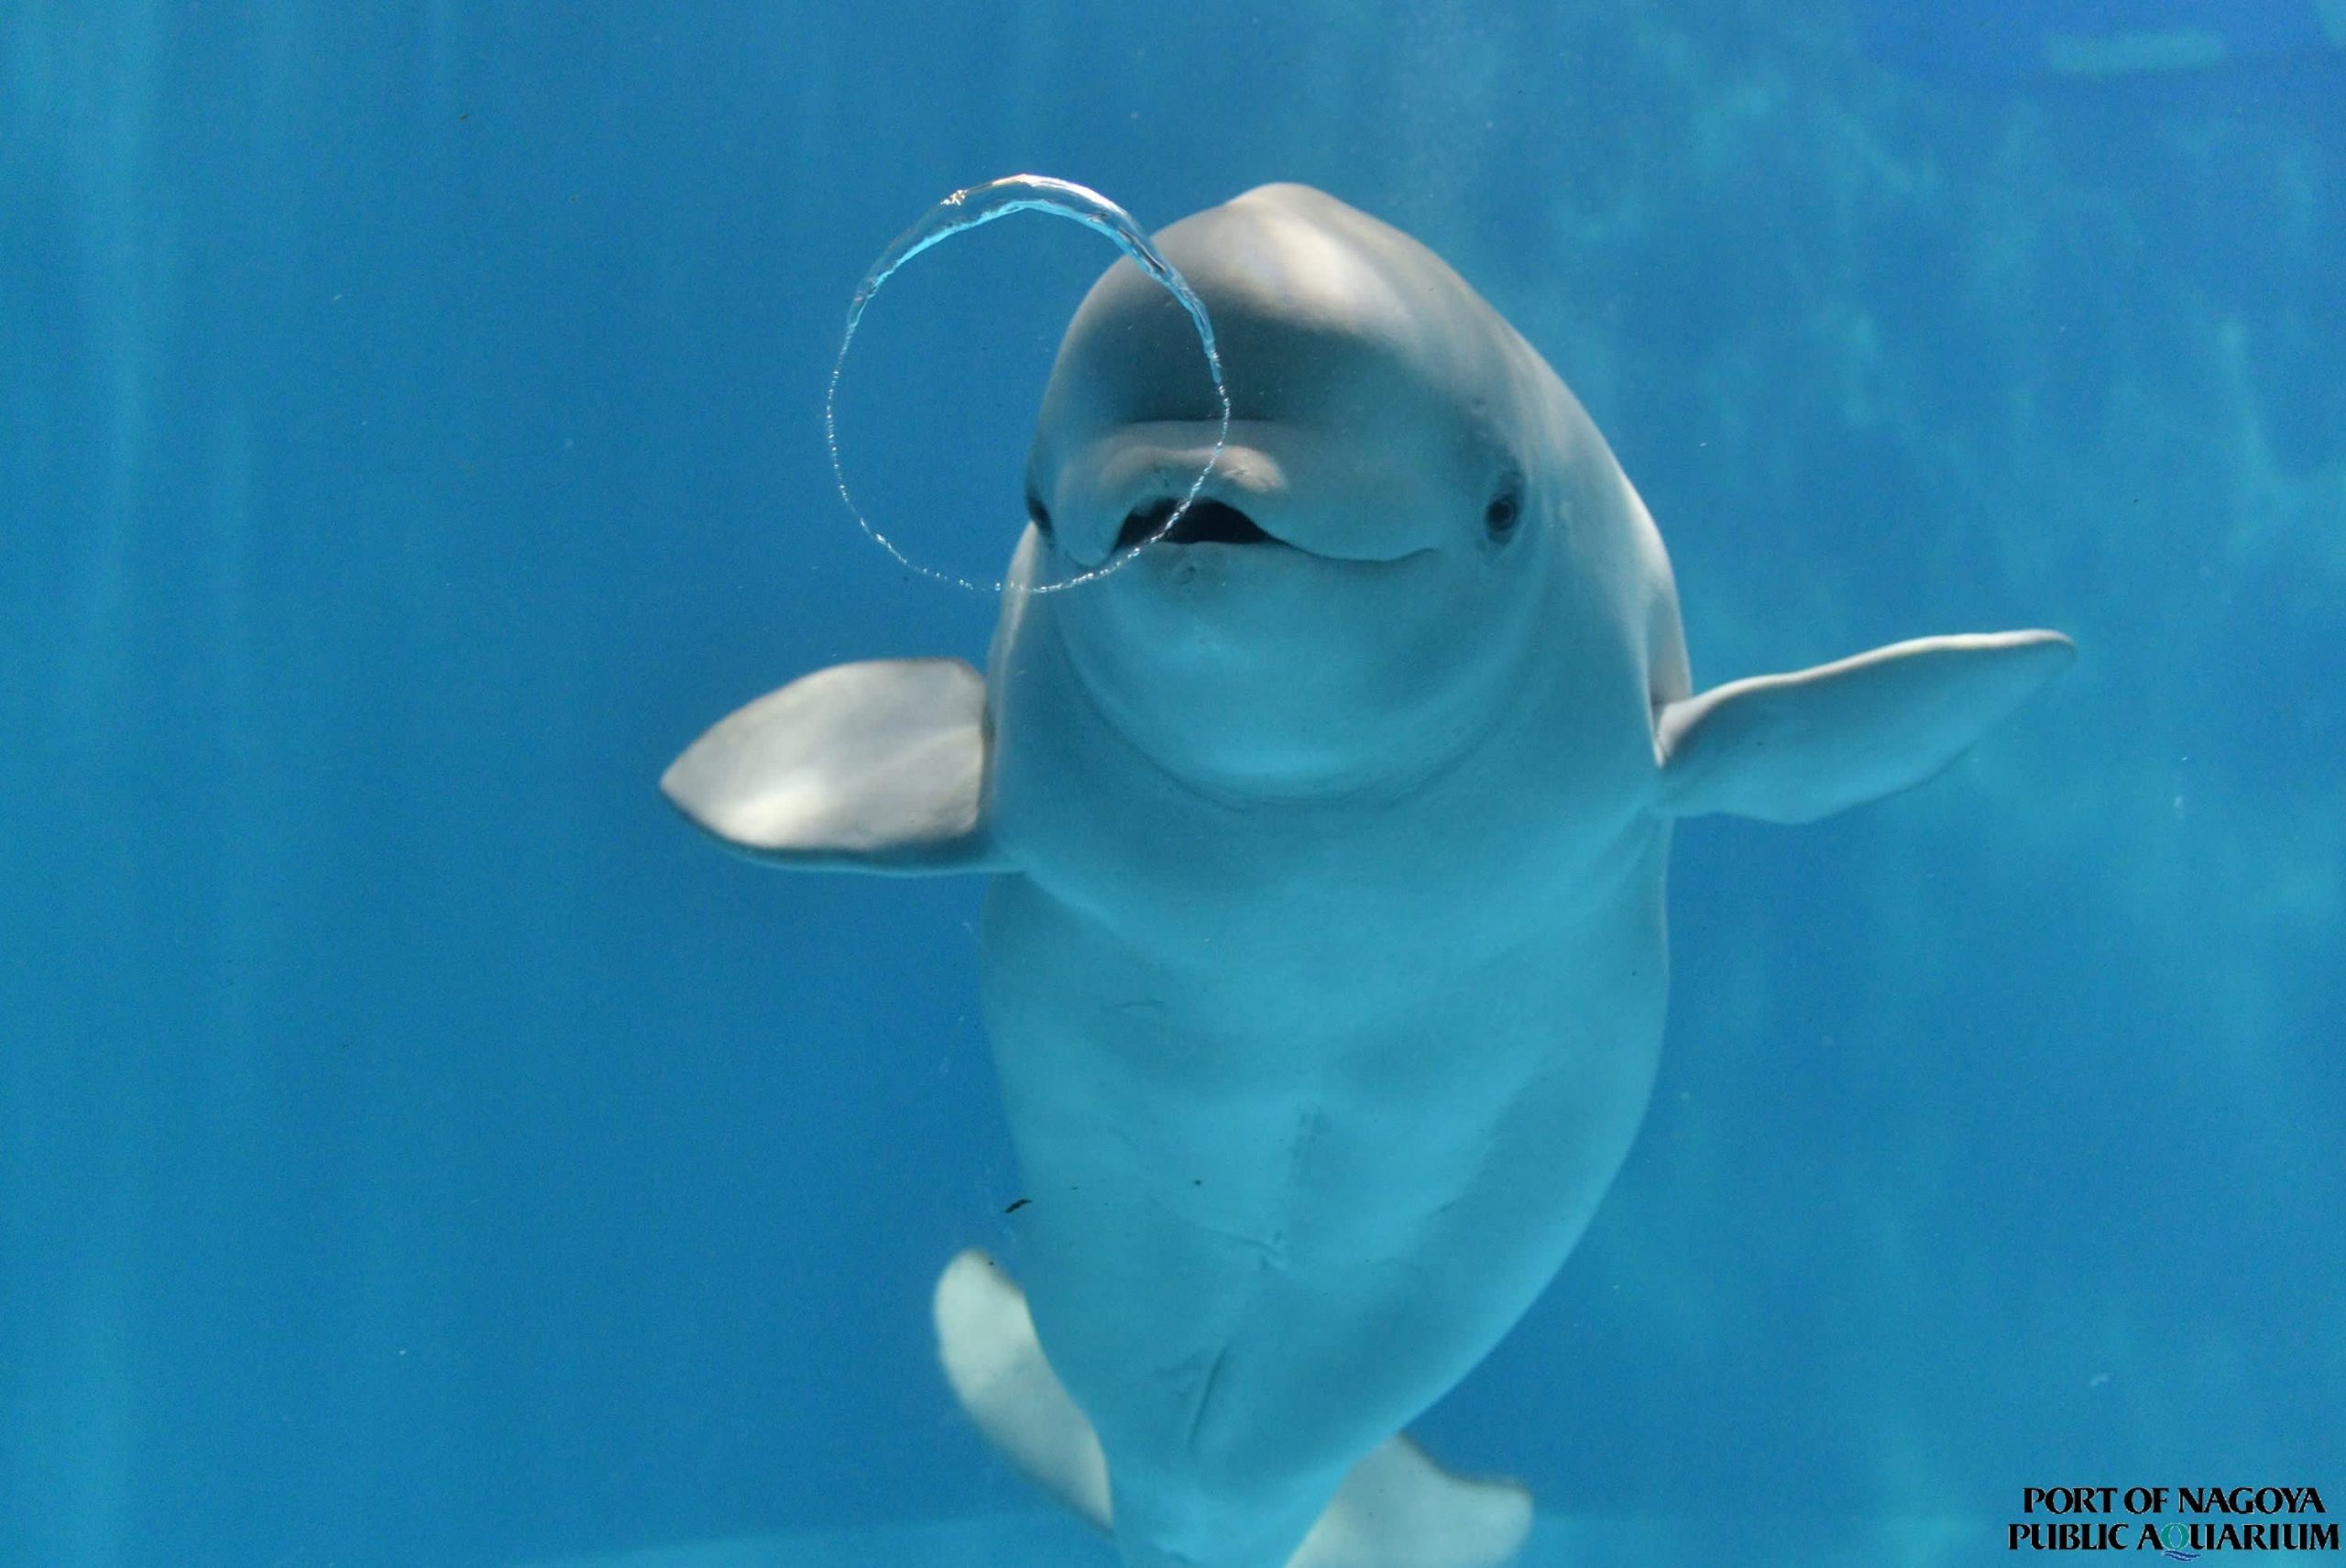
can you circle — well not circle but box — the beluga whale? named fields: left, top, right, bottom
left=663, top=180, right=2073, bottom=1568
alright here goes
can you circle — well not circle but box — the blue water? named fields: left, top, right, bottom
left=4, top=5, right=2341, bottom=1567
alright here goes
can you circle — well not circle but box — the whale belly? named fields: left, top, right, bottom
left=974, top=866, right=1668, bottom=1504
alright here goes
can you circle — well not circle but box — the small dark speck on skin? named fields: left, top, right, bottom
left=1003, top=1198, right=1031, bottom=1214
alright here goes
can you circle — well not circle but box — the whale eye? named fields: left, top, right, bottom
left=1484, top=476, right=1524, bottom=543
left=1026, top=489, right=1053, bottom=538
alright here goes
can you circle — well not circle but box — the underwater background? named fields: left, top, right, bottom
left=4, top=3, right=2341, bottom=1565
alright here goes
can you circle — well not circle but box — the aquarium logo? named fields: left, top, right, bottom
left=2005, top=1485, right=2338, bottom=1554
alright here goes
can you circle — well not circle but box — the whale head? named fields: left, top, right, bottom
left=1020, top=184, right=1628, bottom=799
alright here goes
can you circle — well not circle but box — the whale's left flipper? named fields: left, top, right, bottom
left=1656, top=630, right=2075, bottom=824
left=933, top=1250, right=1534, bottom=1568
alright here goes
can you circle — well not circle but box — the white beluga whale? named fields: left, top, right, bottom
left=663, top=182, right=2073, bottom=1568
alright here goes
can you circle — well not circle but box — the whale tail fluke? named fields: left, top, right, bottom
left=934, top=1248, right=1115, bottom=1530
left=1286, top=1437, right=1532, bottom=1568
left=932, top=1249, right=1533, bottom=1568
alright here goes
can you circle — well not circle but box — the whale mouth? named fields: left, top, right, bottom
left=1116, top=498, right=1277, bottom=553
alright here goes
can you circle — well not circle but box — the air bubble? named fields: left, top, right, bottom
left=825, top=175, right=1231, bottom=594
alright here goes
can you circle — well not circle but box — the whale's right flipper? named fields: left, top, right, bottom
left=661, top=657, right=1004, bottom=874
left=932, top=1250, right=1533, bottom=1568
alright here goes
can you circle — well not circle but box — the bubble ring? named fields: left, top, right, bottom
left=825, top=175, right=1232, bottom=595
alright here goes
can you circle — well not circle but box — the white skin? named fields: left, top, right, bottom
left=982, top=186, right=1684, bottom=1565
left=663, top=184, right=2071, bottom=1568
